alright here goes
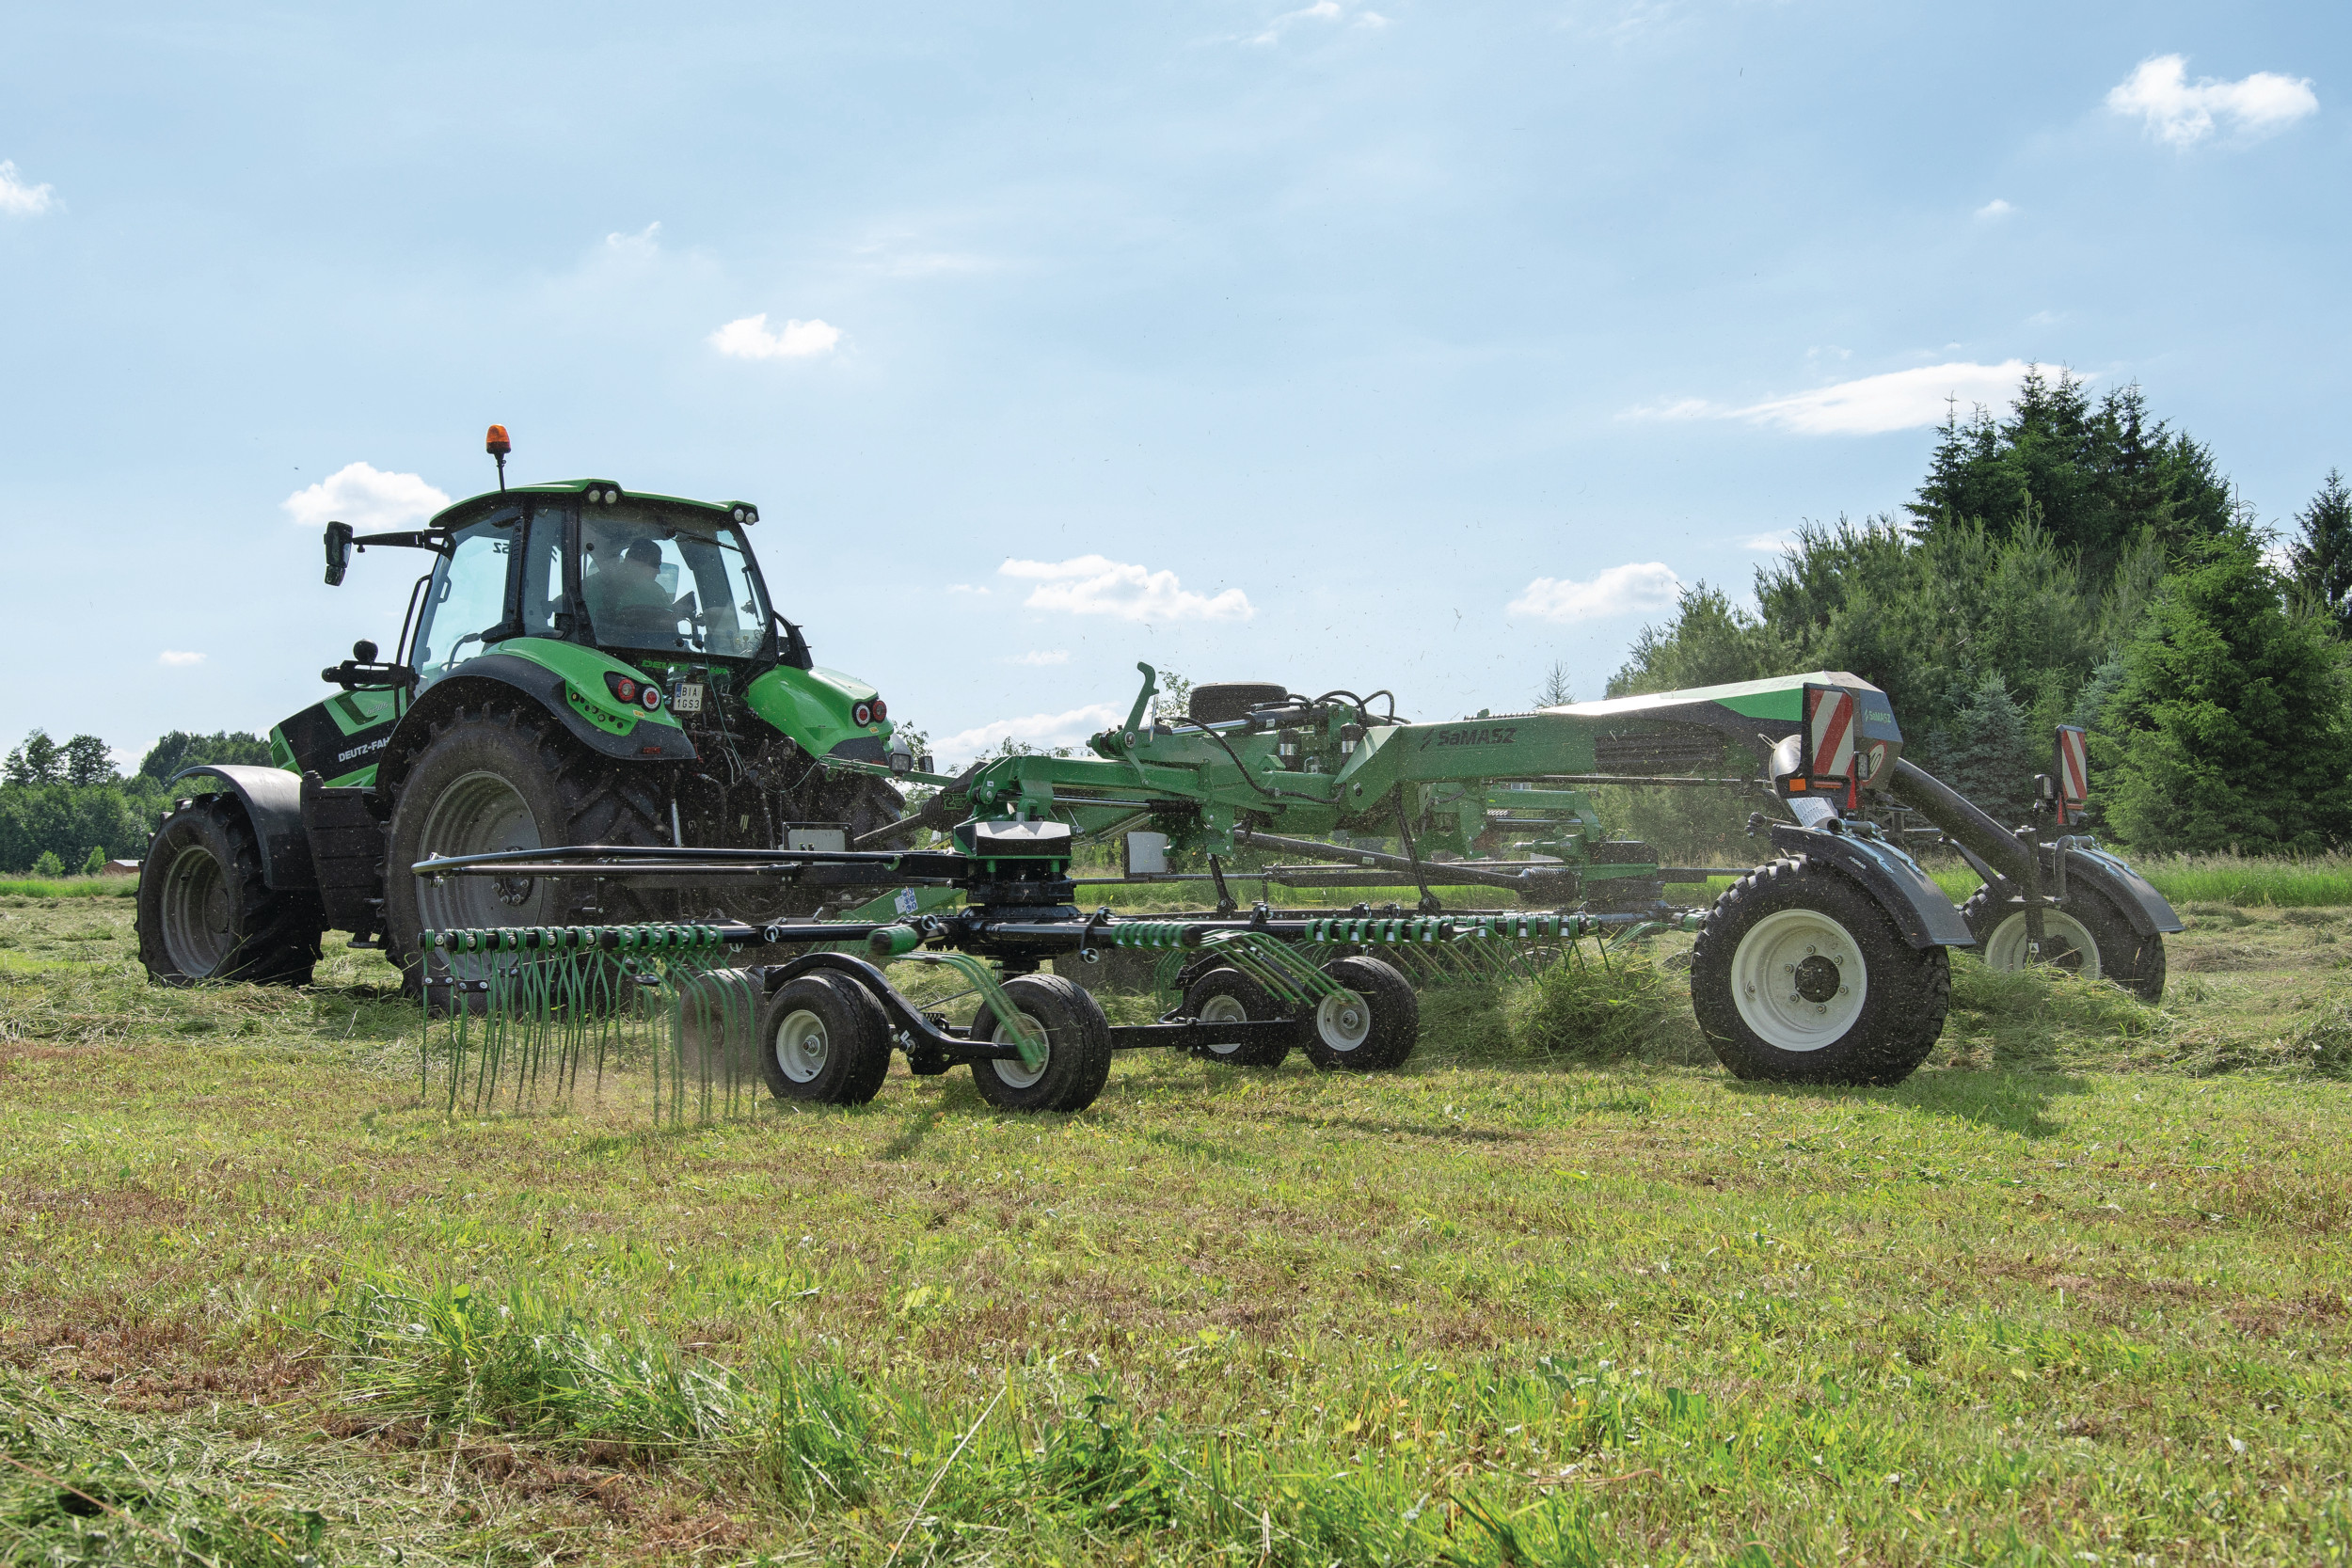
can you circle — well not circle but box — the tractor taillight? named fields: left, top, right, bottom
left=642, top=686, right=662, bottom=712
left=871, top=698, right=887, bottom=722
left=853, top=702, right=874, bottom=727
left=614, top=677, right=638, bottom=703
left=605, top=671, right=658, bottom=711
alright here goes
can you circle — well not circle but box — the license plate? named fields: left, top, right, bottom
left=673, top=683, right=705, bottom=713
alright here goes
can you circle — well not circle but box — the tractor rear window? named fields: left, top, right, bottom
left=580, top=509, right=770, bottom=659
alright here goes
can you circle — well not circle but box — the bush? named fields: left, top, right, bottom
left=81, top=846, right=104, bottom=876
left=30, top=850, right=63, bottom=879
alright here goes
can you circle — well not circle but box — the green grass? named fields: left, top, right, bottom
left=0, top=876, right=136, bottom=899
left=4, top=895, right=2352, bottom=1563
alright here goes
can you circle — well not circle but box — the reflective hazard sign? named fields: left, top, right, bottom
left=2055, top=724, right=2089, bottom=824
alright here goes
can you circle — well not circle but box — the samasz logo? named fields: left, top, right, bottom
left=1419, top=724, right=1519, bottom=752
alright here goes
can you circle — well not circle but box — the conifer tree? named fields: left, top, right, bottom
left=2287, top=468, right=2352, bottom=635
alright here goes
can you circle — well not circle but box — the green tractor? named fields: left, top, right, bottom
left=137, top=429, right=913, bottom=994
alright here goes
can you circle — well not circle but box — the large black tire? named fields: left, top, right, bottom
left=1300, top=955, right=1418, bottom=1072
left=1690, top=857, right=1950, bottom=1085
left=756, top=973, right=893, bottom=1105
left=1188, top=683, right=1288, bottom=725
left=1959, top=881, right=2167, bottom=1002
left=969, top=973, right=1112, bottom=1113
left=1180, top=967, right=1291, bottom=1069
left=137, top=795, right=324, bottom=986
left=383, top=704, right=671, bottom=995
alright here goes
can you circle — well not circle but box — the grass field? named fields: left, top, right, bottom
left=3, top=886, right=2350, bottom=1565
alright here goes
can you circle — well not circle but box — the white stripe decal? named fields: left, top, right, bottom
left=1808, top=688, right=1857, bottom=779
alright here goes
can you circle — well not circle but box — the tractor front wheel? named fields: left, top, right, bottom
left=1690, top=856, right=1949, bottom=1085
left=137, top=795, right=323, bottom=986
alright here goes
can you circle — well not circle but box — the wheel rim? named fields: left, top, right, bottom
left=993, top=1008, right=1050, bottom=1088
left=1983, top=911, right=2102, bottom=979
left=1314, top=990, right=1372, bottom=1053
left=160, top=843, right=235, bottom=976
left=773, top=1007, right=830, bottom=1084
left=1730, top=908, right=1867, bottom=1052
left=416, top=769, right=547, bottom=935
left=1199, top=992, right=1248, bottom=1056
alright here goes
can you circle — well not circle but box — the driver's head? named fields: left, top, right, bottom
left=621, top=538, right=663, bottom=577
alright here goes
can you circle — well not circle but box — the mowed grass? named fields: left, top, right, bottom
left=2, top=891, right=2351, bottom=1564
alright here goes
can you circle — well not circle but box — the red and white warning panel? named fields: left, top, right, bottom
left=1806, top=685, right=1857, bottom=782
left=2055, top=724, right=2089, bottom=823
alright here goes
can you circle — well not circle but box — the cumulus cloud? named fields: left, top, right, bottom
left=2107, top=55, right=2317, bottom=147
left=282, top=462, right=451, bottom=531
left=709, top=313, right=841, bottom=359
left=934, top=703, right=1125, bottom=766
left=158, top=650, right=205, bottom=667
left=1975, top=198, right=2014, bottom=219
left=1632, top=361, right=2064, bottom=437
left=0, top=161, right=54, bottom=217
left=999, top=555, right=1254, bottom=623
left=1507, top=562, right=1680, bottom=624
left=1004, top=649, right=1071, bottom=666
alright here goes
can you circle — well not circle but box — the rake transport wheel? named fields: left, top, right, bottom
left=383, top=704, right=671, bottom=998
left=756, top=973, right=893, bottom=1105
left=137, top=794, right=324, bottom=985
left=1301, top=955, right=1419, bottom=1073
left=1691, top=857, right=1950, bottom=1085
left=1180, top=968, right=1291, bottom=1069
left=969, top=973, right=1113, bottom=1113
left=1959, top=882, right=2166, bottom=1002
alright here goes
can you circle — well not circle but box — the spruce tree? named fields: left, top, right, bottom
left=2097, top=531, right=2352, bottom=852
left=2287, top=468, right=2352, bottom=635
left=1937, top=673, right=2036, bottom=828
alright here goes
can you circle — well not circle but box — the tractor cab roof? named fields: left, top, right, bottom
left=426, top=481, right=759, bottom=532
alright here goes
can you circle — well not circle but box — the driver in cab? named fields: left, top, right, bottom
left=585, top=537, right=682, bottom=639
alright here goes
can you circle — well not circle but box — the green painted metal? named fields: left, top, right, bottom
left=898, top=951, right=1045, bottom=1065
left=1196, top=929, right=1349, bottom=1005
left=742, top=664, right=893, bottom=759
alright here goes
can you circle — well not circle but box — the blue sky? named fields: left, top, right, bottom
left=2, top=2, right=2344, bottom=767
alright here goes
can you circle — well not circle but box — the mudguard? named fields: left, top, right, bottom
left=2062, top=845, right=2185, bottom=937
left=376, top=650, right=698, bottom=795
left=1767, top=822, right=1975, bottom=949
left=167, top=765, right=316, bottom=892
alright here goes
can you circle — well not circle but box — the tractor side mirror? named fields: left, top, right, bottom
left=324, top=521, right=354, bottom=586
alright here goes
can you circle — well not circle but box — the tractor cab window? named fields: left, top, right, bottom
left=580, top=507, right=770, bottom=659
left=516, top=504, right=567, bottom=638
left=410, top=518, right=516, bottom=677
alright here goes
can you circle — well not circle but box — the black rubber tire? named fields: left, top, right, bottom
left=1959, top=881, right=2167, bottom=1002
left=674, top=967, right=766, bottom=1092
left=383, top=704, right=671, bottom=996
left=969, top=973, right=1113, bottom=1113
left=1690, top=856, right=1950, bottom=1085
left=1180, top=967, right=1291, bottom=1068
left=1301, top=955, right=1418, bottom=1072
left=1188, top=683, right=1288, bottom=725
left=756, top=973, right=893, bottom=1105
left=137, top=794, right=324, bottom=986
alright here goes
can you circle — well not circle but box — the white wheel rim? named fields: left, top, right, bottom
left=1315, top=990, right=1373, bottom=1053
left=1730, top=908, right=1867, bottom=1052
left=1983, top=911, right=2102, bottom=980
left=1199, top=992, right=1248, bottom=1056
left=773, top=1008, right=830, bottom=1084
left=993, top=1009, right=1049, bottom=1089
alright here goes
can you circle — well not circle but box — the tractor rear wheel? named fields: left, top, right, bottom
left=137, top=794, right=324, bottom=986
left=382, top=704, right=670, bottom=997
left=1959, top=882, right=2166, bottom=1001
left=1690, top=856, right=1949, bottom=1085
left=1180, top=967, right=1291, bottom=1068
left=969, top=973, right=1112, bottom=1113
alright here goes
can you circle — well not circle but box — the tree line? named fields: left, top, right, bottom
left=0, top=731, right=270, bottom=875
left=1605, top=368, right=2352, bottom=856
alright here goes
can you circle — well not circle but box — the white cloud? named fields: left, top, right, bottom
left=935, top=703, right=1125, bottom=766
left=1507, top=562, right=1680, bottom=624
left=2106, top=55, right=2317, bottom=147
left=1629, top=361, right=2065, bottom=437
left=1004, top=649, right=1071, bottom=666
left=158, top=650, right=205, bottom=667
left=282, top=462, right=451, bottom=531
left=946, top=583, right=991, bottom=596
left=0, top=161, right=55, bottom=217
left=999, top=555, right=1254, bottom=623
left=1742, top=531, right=1795, bottom=553
left=709, top=313, right=842, bottom=360
left=1246, top=0, right=1389, bottom=44
left=605, top=220, right=660, bottom=256
left=1976, top=198, right=2014, bottom=219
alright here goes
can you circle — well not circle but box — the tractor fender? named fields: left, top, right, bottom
left=375, top=654, right=698, bottom=798
left=2061, top=845, right=2185, bottom=937
left=167, top=765, right=316, bottom=892
left=1766, top=822, right=1975, bottom=949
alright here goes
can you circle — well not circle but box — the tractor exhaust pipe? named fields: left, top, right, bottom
left=1884, top=759, right=2034, bottom=885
